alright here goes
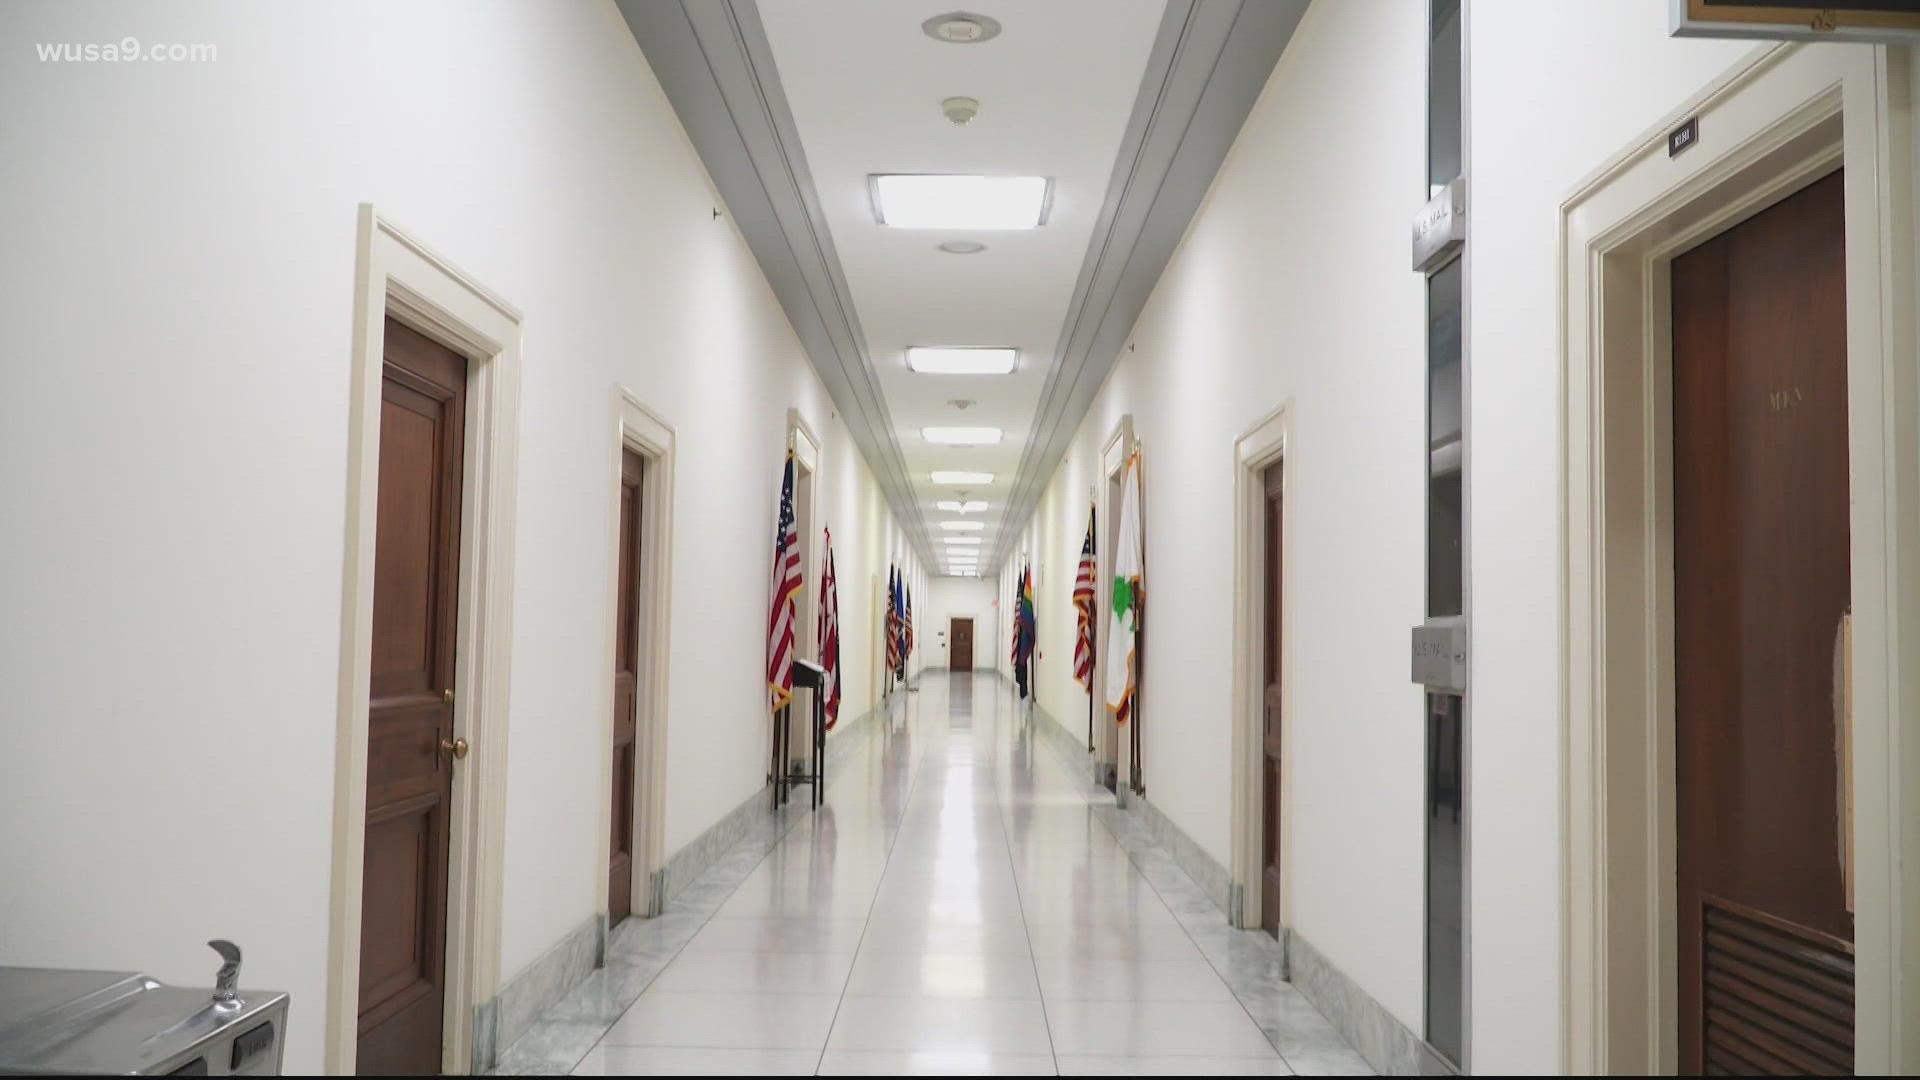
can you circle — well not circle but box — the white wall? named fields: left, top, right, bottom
left=1011, top=0, right=1764, bottom=1070
left=0, top=2, right=922, bottom=1073
left=923, top=577, right=1000, bottom=670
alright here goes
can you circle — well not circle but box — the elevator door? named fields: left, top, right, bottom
left=1671, top=170, right=1853, bottom=1076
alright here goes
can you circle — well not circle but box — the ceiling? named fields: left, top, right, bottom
left=618, top=0, right=1308, bottom=575
left=756, top=1, right=1164, bottom=574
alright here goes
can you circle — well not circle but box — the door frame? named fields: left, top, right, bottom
left=329, top=207, right=523, bottom=1074
left=598, top=388, right=676, bottom=921
left=1229, top=403, right=1292, bottom=933
left=1092, top=415, right=1134, bottom=802
left=1559, top=43, right=1919, bottom=1073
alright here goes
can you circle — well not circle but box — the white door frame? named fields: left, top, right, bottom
left=1229, top=403, right=1291, bottom=932
left=597, top=389, right=676, bottom=920
left=1095, top=415, right=1134, bottom=804
left=1559, top=42, right=1919, bottom=1074
left=327, top=207, right=523, bottom=1074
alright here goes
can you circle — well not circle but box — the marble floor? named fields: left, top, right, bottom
left=493, top=673, right=1372, bottom=1076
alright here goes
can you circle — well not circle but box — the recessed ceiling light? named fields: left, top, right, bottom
left=937, top=500, right=988, bottom=513
left=922, top=12, right=1002, bottom=44
left=908, top=347, right=1016, bottom=375
left=938, top=240, right=987, bottom=255
left=940, top=521, right=985, bottom=531
left=931, top=471, right=994, bottom=485
left=923, top=426, right=1002, bottom=445
left=945, top=537, right=983, bottom=546
left=873, top=175, right=1049, bottom=230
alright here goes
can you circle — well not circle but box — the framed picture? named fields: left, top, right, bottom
left=1672, top=0, right=1920, bottom=42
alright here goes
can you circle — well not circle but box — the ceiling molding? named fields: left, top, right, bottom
left=987, top=0, right=1308, bottom=571
left=614, top=0, right=937, bottom=565
left=617, top=0, right=1304, bottom=577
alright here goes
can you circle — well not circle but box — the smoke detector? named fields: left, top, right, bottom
left=947, top=398, right=976, bottom=410
left=938, top=240, right=986, bottom=255
left=942, top=96, right=980, bottom=126
left=922, top=12, right=1002, bottom=44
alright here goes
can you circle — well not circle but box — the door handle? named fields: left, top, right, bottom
left=440, top=737, right=469, bottom=760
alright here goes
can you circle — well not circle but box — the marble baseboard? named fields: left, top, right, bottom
left=1289, top=930, right=1453, bottom=1076
left=490, top=697, right=905, bottom=1075
left=477, top=913, right=601, bottom=1073
left=656, top=697, right=882, bottom=906
left=1030, top=696, right=1235, bottom=920
left=1125, top=784, right=1234, bottom=918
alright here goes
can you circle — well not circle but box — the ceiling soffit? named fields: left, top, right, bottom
left=616, top=0, right=1307, bottom=572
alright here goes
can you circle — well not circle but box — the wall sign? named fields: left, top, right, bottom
left=1410, top=615, right=1470, bottom=695
left=1672, top=0, right=1920, bottom=43
left=1669, top=116, right=1700, bottom=158
left=1411, top=176, right=1467, bottom=275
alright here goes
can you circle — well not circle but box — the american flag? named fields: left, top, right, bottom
left=766, top=453, right=802, bottom=712
left=884, top=566, right=901, bottom=675
left=903, top=581, right=914, bottom=662
left=818, top=528, right=841, bottom=729
left=1073, top=508, right=1096, bottom=688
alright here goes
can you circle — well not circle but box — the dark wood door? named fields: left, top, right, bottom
left=950, top=617, right=973, bottom=671
left=1261, top=462, right=1284, bottom=937
left=610, top=448, right=643, bottom=925
left=1672, top=171, right=1854, bottom=1076
left=359, top=317, right=466, bottom=1075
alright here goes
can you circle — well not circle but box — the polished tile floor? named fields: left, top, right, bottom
left=495, top=673, right=1371, bottom=1075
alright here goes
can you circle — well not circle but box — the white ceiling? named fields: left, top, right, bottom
left=757, top=1, right=1165, bottom=573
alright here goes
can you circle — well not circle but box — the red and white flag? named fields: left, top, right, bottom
left=818, top=528, right=842, bottom=728
left=766, top=453, right=802, bottom=712
left=1073, top=507, right=1096, bottom=689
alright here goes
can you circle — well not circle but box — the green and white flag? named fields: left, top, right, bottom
left=1105, top=448, right=1143, bottom=723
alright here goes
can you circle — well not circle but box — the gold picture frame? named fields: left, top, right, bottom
left=1674, top=0, right=1920, bottom=42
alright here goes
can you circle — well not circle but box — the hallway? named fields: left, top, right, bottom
left=6, top=2, right=1919, bottom=1074
left=499, top=673, right=1366, bottom=1075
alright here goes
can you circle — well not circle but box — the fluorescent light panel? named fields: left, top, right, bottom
left=931, top=471, right=994, bottom=485
left=873, top=174, right=1048, bottom=229
left=940, top=521, right=984, bottom=531
left=922, top=426, right=1003, bottom=445
left=937, top=500, right=989, bottom=513
left=906, top=347, right=1017, bottom=376
left=944, top=537, right=982, bottom=546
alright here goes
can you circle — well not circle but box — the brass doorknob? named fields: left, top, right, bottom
left=443, top=688, right=454, bottom=705
left=441, top=737, right=469, bottom=760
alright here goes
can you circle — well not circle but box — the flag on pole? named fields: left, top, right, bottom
left=1073, top=508, right=1097, bottom=689
left=903, top=581, right=914, bottom=663
left=893, top=571, right=908, bottom=677
left=884, top=565, right=901, bottom=676
left=766, top=453, right=802, bottom=713
left=1012, top=561, right=1035, bottom=699
left=819, top=528, right=842, bottom=729
left=1105, top=448, right=1143, bottom=723
left=1021, top=563, right=1037, bottom=680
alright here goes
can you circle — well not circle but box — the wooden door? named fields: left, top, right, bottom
left=359, top=317, right=466, bottom=1075
left=950, top=617, right=974, bottom=671
left=1260, top=462, right=1284, bottom=936
left=610, top=448, right=643, bottom=925
left=1671, top=171, right=1853, bottom=1076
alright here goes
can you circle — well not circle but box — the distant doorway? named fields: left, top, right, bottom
left=608, top=448, right=643, bottom=925
left=1260, top=460, right=1284, bottom=938
left=949, top=617, right=974, bottom=671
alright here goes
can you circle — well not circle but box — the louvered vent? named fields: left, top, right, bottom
left=1701, top=898, right=1853, bottom=1076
